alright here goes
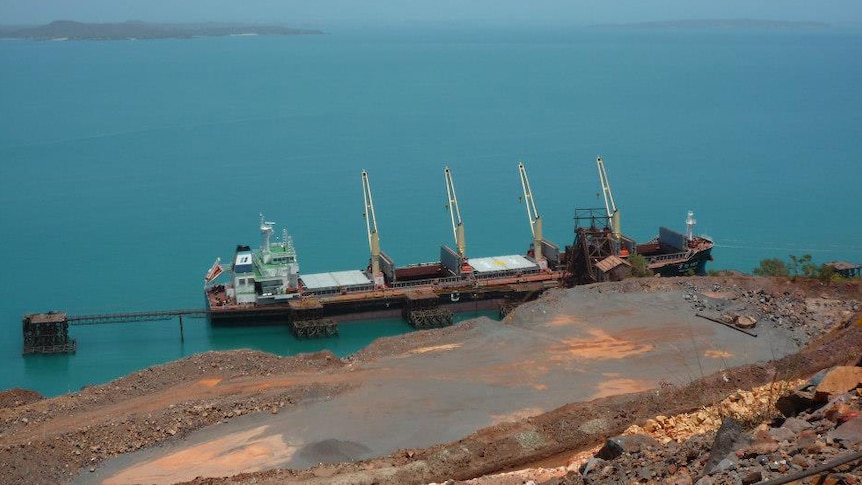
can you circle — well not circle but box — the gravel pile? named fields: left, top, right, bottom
left=0, top=389, right=43, bottom=410
left=0, top=350, right=350, bottom=485
left=546, top=365, right=862, bottom=485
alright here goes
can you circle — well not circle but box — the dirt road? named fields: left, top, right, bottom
left=87, top=287, right=798, bottom=484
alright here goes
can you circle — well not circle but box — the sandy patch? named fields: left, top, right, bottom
left=623, top=324, right=695, bottom=343
left=598, top=309, right=637, bottom=318
left=701, top=291, right=733, bottom=299
left=197, top=378, right=222, bottom=387
left=590, top=378, right=655, bottom=399
left=409, top=343, right=462, bottom=354
left=705, top=350, right=733, bottom=359
left=547, top=315, right=582, bottom=326
left=101, top=426, right=292, bottom=485
left=550, top=329, right=654, bottom=361
left=461, top=359, right=551, bottom=387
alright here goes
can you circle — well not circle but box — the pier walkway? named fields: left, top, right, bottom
left=67, top=309, right=208, bottom=325
left=24, top=269, right=563, bottom=354
left=23, top=309, right=210, bottom=354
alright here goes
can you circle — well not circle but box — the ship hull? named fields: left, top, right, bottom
left=647, top=246, right=713, bottom=277
left=205, top=282, right=550, bottom=326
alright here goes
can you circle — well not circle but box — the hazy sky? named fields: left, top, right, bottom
left=1, top=0, right=860, bottom=27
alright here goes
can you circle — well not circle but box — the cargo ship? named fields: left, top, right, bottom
left=635, top=211, right=714, bottom=277
left=204, top=161, right=714, bottom=331
left=204, top=167, right=563, bottom=331
left=562, top=157, right=714, bottom=285
left=204, top=215, right=561, bottom=329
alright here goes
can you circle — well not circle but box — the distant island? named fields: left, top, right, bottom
left=593, top=18, right=830, bottom=31
left=0, top=20, right=323, bottom=41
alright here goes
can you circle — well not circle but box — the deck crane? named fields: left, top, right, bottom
left=596, top=156, right=622, bottom=242
left=361, top=170, right=385, bottom=287
left=517, top=162, right=547, bottom=270
left=444, top=167, right=467, bottom=260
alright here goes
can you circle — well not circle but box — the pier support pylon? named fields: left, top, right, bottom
left=403, top=290, right=453, bottom=329
left=288, top=297, right=339, bottom=338
left=23, top=312, right=77, bottom=355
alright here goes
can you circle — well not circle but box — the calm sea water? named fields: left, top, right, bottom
left=2, top=28, right=860, bottom=396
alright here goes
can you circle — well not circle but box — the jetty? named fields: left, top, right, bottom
left=21, top=158, right=722, bottom=355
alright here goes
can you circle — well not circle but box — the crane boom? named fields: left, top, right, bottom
left=596, top=156, right=616, bottom=218
left=361, top=170, right=383, bottom=286
left=518, top=162, right=539, bottom=237
left=596, top=156, right=621, bottom=239
left=444, top=167, right=466, bottom=258
left=518, top=162, right=544, bottom=264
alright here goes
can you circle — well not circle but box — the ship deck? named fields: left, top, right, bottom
left=206, top=270, right=562, bottom=319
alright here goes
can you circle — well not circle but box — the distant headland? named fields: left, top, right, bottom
left=593, top=18, right=830, bottom=31
left=0, top=20, right=323, bottom=41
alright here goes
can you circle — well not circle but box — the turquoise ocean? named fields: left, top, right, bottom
left=1, top=27, right=860, bottom=396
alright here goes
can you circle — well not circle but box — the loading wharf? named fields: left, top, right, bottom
left=22, top=158, right=716, bottom=355
left=22, top=273, right=559, bottom=354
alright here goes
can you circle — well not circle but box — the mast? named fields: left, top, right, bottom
left=444, top=167, right=466, bottom=258
left=259, top=213, right=275, bottom=263
left=361, top=170, right=384, bottom=287
left=685, top=210, right=696, bottom=242
left=518, top=162, right=545, bottom=267
left=596, top=156, right=621, bottom=240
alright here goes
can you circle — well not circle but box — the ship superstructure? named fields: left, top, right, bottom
left=206, top=214, right=300, bottom=308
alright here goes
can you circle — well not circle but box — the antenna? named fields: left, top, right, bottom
left=259, top=213, right=275, bottom=252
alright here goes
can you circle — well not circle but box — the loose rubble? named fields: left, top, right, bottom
left=548, top=365, right=862, bottom=485
left=0, top=276, right=859, bottom=485
left=0, top=350, right=348, bottom=485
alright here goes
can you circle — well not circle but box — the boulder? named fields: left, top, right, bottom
left=735, top=315, right=758, bottom=329
left=829, top=415, right=862, bottom=445
left=596, top=434, right=658, bottom=460
left=814, top=366, right=862, bottom=402
left=704, top=419, right=743, bottom=473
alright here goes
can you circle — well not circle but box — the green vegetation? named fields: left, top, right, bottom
left=753, top=258, right=789, bottom=277
left=627, top=253, right=653, bottom=277
left=817, top=264, right=838, bottom=282
left=754, top=254, right=845, bottom=282
left=788, top=254, right=818, bottom=279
